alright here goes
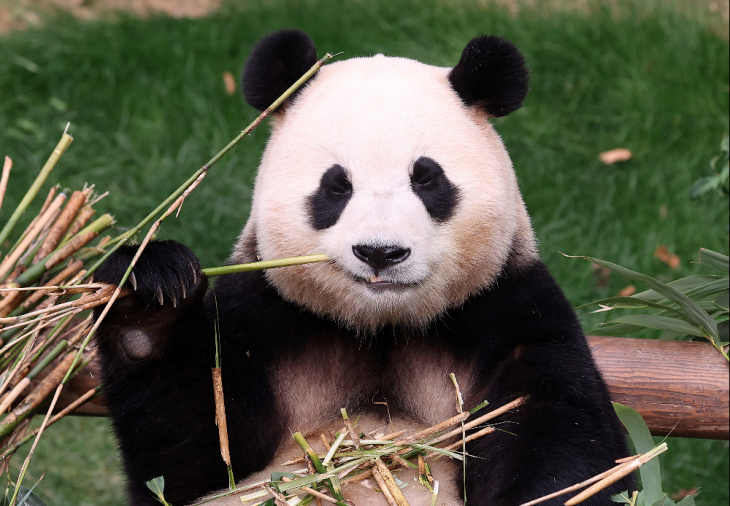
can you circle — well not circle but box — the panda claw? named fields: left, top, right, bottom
left=188, top=259, right=198, bottom=285
left=156, top=286, right=164, bottom=306
left=179, top=276, right=187, bottom=299
left=170, top=293, right=178, bottom=308
left=129, top=272, right=138, bottom=291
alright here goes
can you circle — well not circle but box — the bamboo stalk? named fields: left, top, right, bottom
left=61, top=206, right=95, bottom=244
left=81, top=53, right=334, bottom=282
left=517, top=462, right=633, bottom=506
left=0, top=192, right=67, bottom=281
left=0, top=377, right=30, bottom=415
left=0, top=131, right=73, bottom=249
left=0, top=157, right=12, bottom=215
left=371, top=464, right=399, bottom=506
left=374, top=457, right=410, bottom=506
left=425, top=396, right=526, bottom=447
left=202, top=254, right=330, bottom=277
left=0, top=349, right=76, bottom=438
left=393, top=411, right=470, bottom=446
left=212, top=368, right=232, bottom=467
left=44, top=214, right=114, bottom=270
left=33, top=190, right=89, bottom=263
left=14, top=214, right=113, bottom=287
left=23, top=260, right=84, bottom=308
left=564, top=444, right=668, bottom=505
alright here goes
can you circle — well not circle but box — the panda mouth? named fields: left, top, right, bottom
left=355, top=274, right=414, bottom=290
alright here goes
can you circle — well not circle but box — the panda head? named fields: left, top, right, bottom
left=235, top=30, right=538, bottom=332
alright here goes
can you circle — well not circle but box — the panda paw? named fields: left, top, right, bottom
left=94, top=240, right=205, bottom=309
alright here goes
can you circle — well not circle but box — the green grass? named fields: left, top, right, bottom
left=0, top=0, right=728, bottom=504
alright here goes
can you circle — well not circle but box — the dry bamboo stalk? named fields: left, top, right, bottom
left=0, top=291, right=23, bottom=318
left=37, top=187, right=57, bottom=217
left=0, top=157, right=12, bottom=214
left=517, top=462, right=633, bottom=506
left=393, top=411, right=469, bottom=446
left=0, top=377, right=30, bottom=415
left=426, top=396, right=526, bottom=447
left=376, top=430, right=407, bottom=441
left=374, top=458, right=410, bottom=506
left=0, top=193, right=67, bottom=281
left=281, top=476, right=341, bottom=506
left=389, top=453, right=411, bottom=469
left=0, top=282, right=103, bottom=293
left=436, top=426, right=495, bottom=453
left=33, top=190, right=89, bottom=263
left=62, top=206, right=95, bottom=242
left=0, top=349, right=77, bottom=431
left=212, top=368, right=231, bottom=466
left=1, top=286, right=109, bottom=327
left=320, top=433, right=332, bottom=451
left=0, top=313, right=45, bottom=399
left=44, top=229, right=98, bottom=270
left=564, top=448, right=666, bottom=506
left=264, top=484, right=289, bottom=506
left=7, top=187, right=57, bottom=258
left=371, top=465, right=399, bottom=506
left=23, top=260, right=84, bottom=307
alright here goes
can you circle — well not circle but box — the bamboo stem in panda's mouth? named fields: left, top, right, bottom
left=202, top=254, right=330, bottom=277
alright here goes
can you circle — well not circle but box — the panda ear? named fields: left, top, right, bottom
left=242, top=30, right=318, bottom=112
left=448, top=35, right=529, bottom=117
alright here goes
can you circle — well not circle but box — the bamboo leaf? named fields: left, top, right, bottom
left=587, top=322, right=648, bottom=337
left=574, top=256, right=720, bottom=346
left=715, top=292, right=729, bottom=311
left=145, top=476, right=165, bottom=496
left=632, top=276, right=722, bottom=303
left=698, top=249, right=729, bottom=273
left=613, top=403, right=662, bottom=505
left=611, top=315, right=705, bottom=337
left=675, top=495, right=697, bottom=506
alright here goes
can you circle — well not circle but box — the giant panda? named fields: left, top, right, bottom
left=94, top=30, right=634, bottom=506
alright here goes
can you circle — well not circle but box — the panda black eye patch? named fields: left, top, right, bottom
left=307, top=164, right=353, bottom=230
left=410, top=157, right=460, bottom=222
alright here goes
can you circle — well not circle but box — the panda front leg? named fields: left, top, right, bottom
left=93, top=241, right=278, bottom=505
left=461, top=340, right=634, bottom=506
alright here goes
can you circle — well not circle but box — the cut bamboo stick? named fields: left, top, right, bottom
left=0, top=192, right=67, bottom=281
left=0, top=157, right=12, bottom=214
left=33, top=190, right=89, bottom=263
left=0, top=131, right=73, bottom=249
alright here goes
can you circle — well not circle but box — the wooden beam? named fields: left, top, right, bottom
left=53, top=337, right=729, bottom=440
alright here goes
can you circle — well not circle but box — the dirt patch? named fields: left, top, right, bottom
left=0, top=0, right=221, bottom=33
left=0, top=0, right=727, bottom=35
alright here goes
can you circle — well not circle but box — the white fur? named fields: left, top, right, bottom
left=233, top=54, right=537, bottom=332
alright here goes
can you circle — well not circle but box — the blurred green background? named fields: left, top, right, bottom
left=0, top=0, right=728, bottom=504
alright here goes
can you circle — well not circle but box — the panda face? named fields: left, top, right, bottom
left=238, top=54, right=537, bottom=331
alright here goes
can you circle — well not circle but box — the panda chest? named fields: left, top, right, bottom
left=267, top=332, right=478, bottom=436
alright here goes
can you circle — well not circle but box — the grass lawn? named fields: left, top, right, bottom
left=0, top=0, right=728, bottom=504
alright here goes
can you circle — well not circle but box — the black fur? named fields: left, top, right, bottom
left=410, top=157, right=460, bottom=222
left=94, top=241, right=633, bottom=505
left=242, top=30, right=318, bottom=112
left=448, top=35, right=529, bottom=117
left=307, top=164, right=353, bottom=230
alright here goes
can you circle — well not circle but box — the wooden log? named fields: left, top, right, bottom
left=51, top=337, right=729, bottom=440
left=587, top=336, right=728, bottom=440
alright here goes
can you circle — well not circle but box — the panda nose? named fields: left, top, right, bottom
left=352, top=245, right=411, bottom=270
